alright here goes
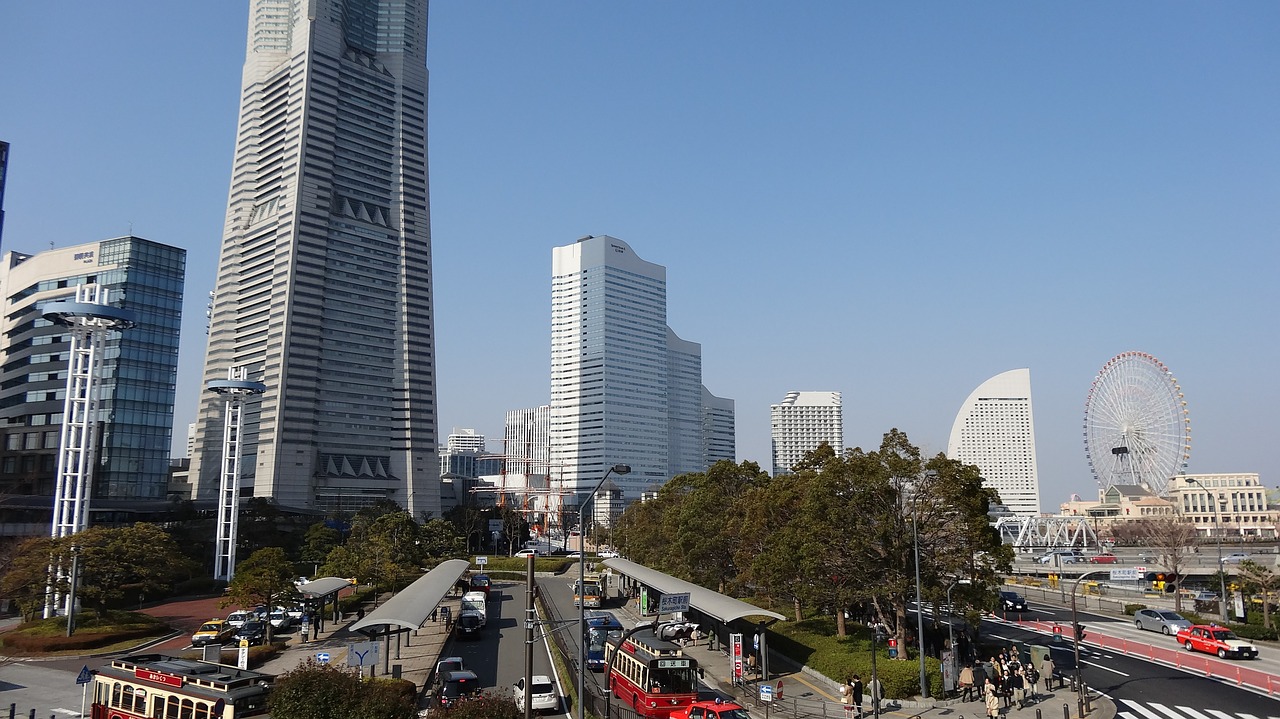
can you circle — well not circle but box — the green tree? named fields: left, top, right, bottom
left=301, top=521, right=342, bottom=566
left=222, top=547, right=296, bottom=642
left=1238, top=560, right=1280, bottom=629
left=0, top=537, right=56, bottom=621
left=268, top=660, right=415, bottom=719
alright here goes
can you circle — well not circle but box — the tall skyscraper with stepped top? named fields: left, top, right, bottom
left=190, top=0, right=438, bottom=517
left=550, top=236, right=734, bottom=502
left=948, top=368, right=1041, bottom=515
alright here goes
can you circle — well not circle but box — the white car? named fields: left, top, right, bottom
left=598, top=549, right=620, bottom=559
left=515, top=549, right=541, bottom=558
left=268, top=610, right=294, bottom=630
left=1222, top=553, right=1251, bottom=564
left=514, top=675, right=559, bottom=713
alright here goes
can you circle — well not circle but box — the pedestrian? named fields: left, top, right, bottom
left=1010, top=668, right=1026, bottom=709
left=1042, top=656, right=1056, bottom=693
left=869, top=676, right=883, bottom=715
left=959, top=663, right=975, bottom=702
left=747, top=653, right=758, bottom=678
left=972, top=662, right=987, bottom=702
left=984, top=678, right=1001, bottom=719
left=851, top=674, right=864, bottom=718
left=356, top=606, right=364, bottom=620
left=1026, top=664, right=1039, bottom=702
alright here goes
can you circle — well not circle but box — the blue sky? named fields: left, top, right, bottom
left=2, top=2, right=1277, bottom=511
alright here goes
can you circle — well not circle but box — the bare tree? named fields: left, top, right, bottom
left=1237, top=560, right=1280, bottom=629
left=1134, top=517, right=1200, bottom=613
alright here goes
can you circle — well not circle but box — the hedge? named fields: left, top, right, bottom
left=1123, top=604, right=1146, bottom=615
left=769, top=618, right=943, bottom=699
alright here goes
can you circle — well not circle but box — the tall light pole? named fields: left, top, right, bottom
left=579, top=463, right=630, bottom=719
left=909, top=471, right=936, bottom=700
left=1187, top=477, right=1229, bottom=622
left=1070, top=569, right=1106, bottom=718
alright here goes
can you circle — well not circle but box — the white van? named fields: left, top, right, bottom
left=461, top=591, right=487, bottom=627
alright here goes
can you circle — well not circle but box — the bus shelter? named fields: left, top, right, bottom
left=348, top=558, right=470, bottom=676
left=601, top=558, right=785, bottom=683
left=294, top=576, right=357, bottom=636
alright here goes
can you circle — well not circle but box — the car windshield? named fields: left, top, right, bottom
left=198, top=623, right=221, bottom=632
left=1157, top=612, right=1183, bottom=620
left=443, top=678, right=476, bottom=697
left=531, top=682, right=554, bottom=695
left=240, top=621, right=264, bottom=632
left=459, top=615, right=481, bottom=628
left=718, top=709, right=752, bottom=719
left=1209, top=630, right=1239, bottom=641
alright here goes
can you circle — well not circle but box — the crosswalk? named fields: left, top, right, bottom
left=1118, top=698, right=1280, bottom=719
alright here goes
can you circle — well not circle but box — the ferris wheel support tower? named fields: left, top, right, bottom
left=209, top=367, right=267, bottom=582
left=42, top=284, right=136, bottom=618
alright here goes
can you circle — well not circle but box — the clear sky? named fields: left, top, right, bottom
left=2, top=2, right=1277, bottom=511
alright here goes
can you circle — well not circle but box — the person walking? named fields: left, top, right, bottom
left=851, top=675, right=864, bottom=719
left=869, top=675, right=883, bottom=716
left=959, top=663, right=975, bottom=702
left=1042, top=656, right=1056, bottom=693
left=1025, top=664, right=1039, bottom=702
left=1010, top=667, right=1026, bottom=709
left=984, top=678, right=1001, bottom=719
left=972, top=662, right=988, bottom=701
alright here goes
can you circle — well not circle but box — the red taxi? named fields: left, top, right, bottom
left=1088, top=553, right=1119, bottom=564
left=1175, top=624, right=1258, bottom=659
left=672, top=699, right=752, bottom=719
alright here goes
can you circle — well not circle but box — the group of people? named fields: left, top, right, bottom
left=839, top=673, right=883, bottom=718
left=956, top=648, right=1055, bottom=717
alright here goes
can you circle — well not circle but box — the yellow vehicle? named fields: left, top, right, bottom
left=574, top=573, right=604, bottom=609
left=191, top=618, right=234, bottom=647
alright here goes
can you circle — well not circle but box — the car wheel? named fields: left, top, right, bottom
left=1218, top=648, right=1227, bottom=659
left=1135, top=620, right=1143, bottom=630
left=1185, top=640, right=1195, bottom=652
left=1161, top=626, right=1170, bottom=635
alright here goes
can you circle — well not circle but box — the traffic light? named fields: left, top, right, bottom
left=1074, top=624, right=1086, bottom=642
left=1165, top=582, right=1178, bottom=594
left=888, top=637, right=898, bottom=658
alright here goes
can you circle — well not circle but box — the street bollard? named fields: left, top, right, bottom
left=1036, top=710, right=1042, bottom=719
left=1063, top=704, right=1070, bottom=719
left=8, top=701, right=14, bottom=719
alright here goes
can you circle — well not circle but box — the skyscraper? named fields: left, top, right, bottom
left=770, top=391, right=843, bottom=476
left=0, top=237, right=185, bottom=532
left=947, top=368, right=1041, bottom=515
left=190, top=0, right=438, bottom=517
left=550, top=236, right=734, bottom=501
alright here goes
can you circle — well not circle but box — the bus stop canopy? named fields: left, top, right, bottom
left=294, top=577, right=355, bottom=601
left=349, top=558, right=470, bottom=634
left=602, top=558, right=785, bottom=624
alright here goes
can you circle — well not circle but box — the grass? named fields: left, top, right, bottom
left=0, top=610, right=171, bottom=655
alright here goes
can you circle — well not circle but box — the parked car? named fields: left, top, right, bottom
left=1089, top=553, right=1119, bottom=564
left=233, top=620, right=268, bottom=646
left=1175, top=624, right=1258, bottom=659
left=999, top=591, right=1028, bottom=612
left=469, top=574, right=492, bottom=597
left=456, top=611, right=484, bottom=640
left=226, top=610, right=259, bottom=628
left=1037, top=549, right=1082, bottom=565
left=434, top=656, right=465, bottom=687
left=513, top=675, right=559, bottom=713
left=1221, top=553, right=1252, bottom=564
left=268, top=610, right=294, bottom=630
left=191, top=619, right=234, bottom=647
left=598, top=549, right=620, bottom=559
left=437, top=670, right=482, bottom=709
left=515, top=549, right=541, bottom=558
left=1133, top=608, right=1192, bottom=635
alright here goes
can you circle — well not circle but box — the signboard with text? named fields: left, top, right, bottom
left=1110, top=568, right=1141, bottom=581
left=730, top=633, right=744, bottom=682
left=657, top=592, right=691, bottom=615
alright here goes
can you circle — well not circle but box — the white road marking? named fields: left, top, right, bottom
left=1120, top=700, right=1170, bottom=719
left=1082, top=659, right=1128, bottom=676
left=1148, top=704, right=1189, bottom=719
left=1173, top=708, right=1214, bottom=719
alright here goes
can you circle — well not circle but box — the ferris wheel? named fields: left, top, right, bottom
left=1083, top=351, right=1191, bottom=497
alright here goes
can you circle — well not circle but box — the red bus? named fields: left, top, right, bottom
left=91, top=653, right=271, bottom=719
left=605, top=631, right=700, bottom=719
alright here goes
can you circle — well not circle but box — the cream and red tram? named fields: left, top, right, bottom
left=91, top=654, right=271, bottom=719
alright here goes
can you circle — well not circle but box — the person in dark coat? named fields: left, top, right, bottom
left=972, top=663, right=988, bottom=701
left=850, top=675, right=864, bottom=718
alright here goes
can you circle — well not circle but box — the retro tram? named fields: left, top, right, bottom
left=605, top=631, right=701, bottom=719
left=90, top=654, right=272, bottom=719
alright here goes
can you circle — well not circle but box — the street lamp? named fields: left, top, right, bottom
left=1187, top=477, right=1229, bottom=622
left=65, top=544, right=82, bottom=638
left=579, top=463, right=630, bottom=719
left=909, top=471, right=936, bottom=700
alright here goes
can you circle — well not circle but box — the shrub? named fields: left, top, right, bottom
left=0, top=610, right=169, bottom=653
left=1225, top=623, right=1278, bottom=641
left=337, top=586, right=377, bottom=614
left=770, top=618, right=942, bottom=699
left=1123, top=604, right=1146, bottom=615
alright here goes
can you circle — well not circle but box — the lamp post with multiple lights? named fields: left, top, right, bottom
left=578, top=463, right=630, bottom=719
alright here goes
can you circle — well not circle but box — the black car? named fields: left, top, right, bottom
left=456, top=611, right=483, bottom=640
left=999, top=591, right=1028, bottom=612
left=234, top=620, right=268, bottom=646
left=437, top=670, right=481, bottom=709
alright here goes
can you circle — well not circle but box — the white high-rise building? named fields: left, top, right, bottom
left=446, top=429, right=487, bottom=453
left=947, top=368, right=1041, bottom=515
left=770, top=391, right=843, bottom=475
left=549, top=236, right=734, bottom=501
left=189, top=0, right=438, bottom=517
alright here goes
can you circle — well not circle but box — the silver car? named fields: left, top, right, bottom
left=1134, top=608, right=1192, bottom=635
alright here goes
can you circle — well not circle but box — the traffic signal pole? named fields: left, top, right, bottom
left=1070, top=569, right=1107, bottom=718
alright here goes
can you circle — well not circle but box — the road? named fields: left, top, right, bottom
left=982, top=601, right=1280, bottom=719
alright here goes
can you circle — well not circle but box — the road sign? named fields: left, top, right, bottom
left=1110, top=568, right=1141, bottom=581
left=75, top=665, right=94, bottom=685
left=348, top=641, right=380, bottom=667
left=476, top=556, right=488, bottom=566
left=1134, top=566, right=1147, bottom=573
left=775, top=680, right=784, bottom=699
left=759, top=684, right=774, bottom=702
left=316, top=652, right=330, bottom=664
left=657, top=592, right=691, bottom=615
left=488, top=519, right=503, bottom=532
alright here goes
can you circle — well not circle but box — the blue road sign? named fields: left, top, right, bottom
left=76, top=665, right=94, bottom=685
left=317, top=652, right=331, bottom=664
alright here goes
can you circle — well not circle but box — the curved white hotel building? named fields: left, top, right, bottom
left=947, top=369, right=1041, bottom=515
left=770, top=391, right=843, bottom=476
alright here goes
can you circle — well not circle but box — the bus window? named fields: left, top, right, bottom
left=151, top=695, right=166, bottom=719
left=195, top=700, right=210, bottom=719
left=167, top=696, right=180, bottom=719
left=134, top=688, right=147, bottom=714
left=180, top=697, right=195, bottom=719
left=112, top=682, right=122, bottom=708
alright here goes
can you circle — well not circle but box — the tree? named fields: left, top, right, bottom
left=435, top=693, right=519, bottom=719
left=1134, top=517, right=1200, bottom=613
left=301, top=522, right=342, bottom=566
left=222, top=547, right=296, bottom=642
left=0, top=537, right=56, bottom=621
left=268, top=660, right=415, bottom=719
left=1238, top=560, right=1280, bottom=629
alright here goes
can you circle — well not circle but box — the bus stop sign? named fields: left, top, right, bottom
left=657, top=592, right=691, bottom=614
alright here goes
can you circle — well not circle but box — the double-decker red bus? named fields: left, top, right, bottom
left=90, top=653, right=271, bottom=719
left=605, top=631, right=700, bottom=719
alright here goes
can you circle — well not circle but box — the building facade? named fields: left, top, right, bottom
left=1169, top=473, right=1277, bottom=538
left=0, top=237, right=185, bottom=534
left=770, top=391, right=843, bottom=476
left=189, top=0, right=438, bottom=517
left=947, top=368, right=1042, bottom=516
left=549, top=235, right=734, bottom=501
